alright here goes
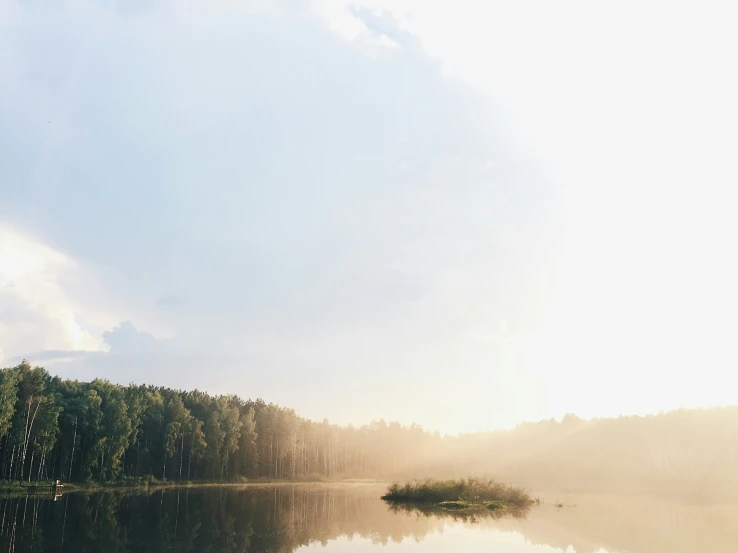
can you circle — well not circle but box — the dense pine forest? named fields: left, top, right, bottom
left=2, top=360, right=738, bottom=495
left=0, top=361, right=440, bottom=484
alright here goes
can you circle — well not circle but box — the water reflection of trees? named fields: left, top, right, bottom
left=4, top=487, right=738, bottom=553
left=0, top=485, right=445, bottom=553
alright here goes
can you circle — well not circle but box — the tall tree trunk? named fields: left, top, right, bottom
left=27, top=449, right=34, bottom=483
left=19, top=397, right=43, bottom=483
left=271, top=439, right=275, bottom=478
left=291, top=435, right=296, bottom=479
left=68, top=418, right=77, bottom=482
left=179, top=435, right=184, bottom=480
left=8, top=444, right=15, bottom=481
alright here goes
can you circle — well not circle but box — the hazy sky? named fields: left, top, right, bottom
left=2, top=0, right=737, bottom=434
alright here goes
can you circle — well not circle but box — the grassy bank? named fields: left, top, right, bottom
left=0, top=476, right=387, bottom=496
left=381, top=478, right=533, bottom=512
left=0, top=478, right=166, bottom=495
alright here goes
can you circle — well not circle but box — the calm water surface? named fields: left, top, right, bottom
left=0, top=484, right=735, bottom=552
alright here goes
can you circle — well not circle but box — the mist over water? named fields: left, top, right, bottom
left=0, top=363, right=736, bottom=552
left=0, top=485, right=736, bottom=553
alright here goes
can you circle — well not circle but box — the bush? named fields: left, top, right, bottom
left=381, top=478, right=532, bottom=508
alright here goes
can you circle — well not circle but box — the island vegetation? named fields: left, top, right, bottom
left=381, top=478, right=533, bottom=513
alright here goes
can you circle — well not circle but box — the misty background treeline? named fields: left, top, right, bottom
left=2, top=361, right=738, bottom=495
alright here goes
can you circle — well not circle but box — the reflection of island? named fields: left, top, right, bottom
left=0, top=486, right=738, bottom=553
left=386, top=501, right=530, bottom=523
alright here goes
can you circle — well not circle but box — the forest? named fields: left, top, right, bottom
left=2, top=360, right=738, bottom=496
left=0, top=361, right=440, bottom=484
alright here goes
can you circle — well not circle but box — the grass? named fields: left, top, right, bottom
left=380, top=478, right=533, bottom=512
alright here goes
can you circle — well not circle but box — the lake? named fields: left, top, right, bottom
left=0, top=484, right=736, bottom=552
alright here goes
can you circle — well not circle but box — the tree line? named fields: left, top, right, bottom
left=3, top=360, right=738, bottom=493
left=446, top=409, right=738, bottom=496
left=0, top=361, right=441, bottom=484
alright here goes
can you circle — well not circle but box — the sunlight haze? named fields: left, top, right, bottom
left=2, top=0, right=737, bottom=434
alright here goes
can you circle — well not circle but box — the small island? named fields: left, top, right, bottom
left=381, top=478, right=533, bottom=514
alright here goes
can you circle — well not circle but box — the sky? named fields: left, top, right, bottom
left=1, top=0, right=738, bottom=434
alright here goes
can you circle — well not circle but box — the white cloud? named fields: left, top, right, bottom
left=0, top=227, right=146, bottom=362
left=0, top=228, right=100, bottom=356
left=310, top=0, right=738, bottom=419
left=4, top=0, right=736, bottom=429
left=316, top=0, right=738, bottom=166
left=308, top=0, right=400, bottom=56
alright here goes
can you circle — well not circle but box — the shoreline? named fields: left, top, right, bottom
left=0, top=478, right=388, bottom=497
